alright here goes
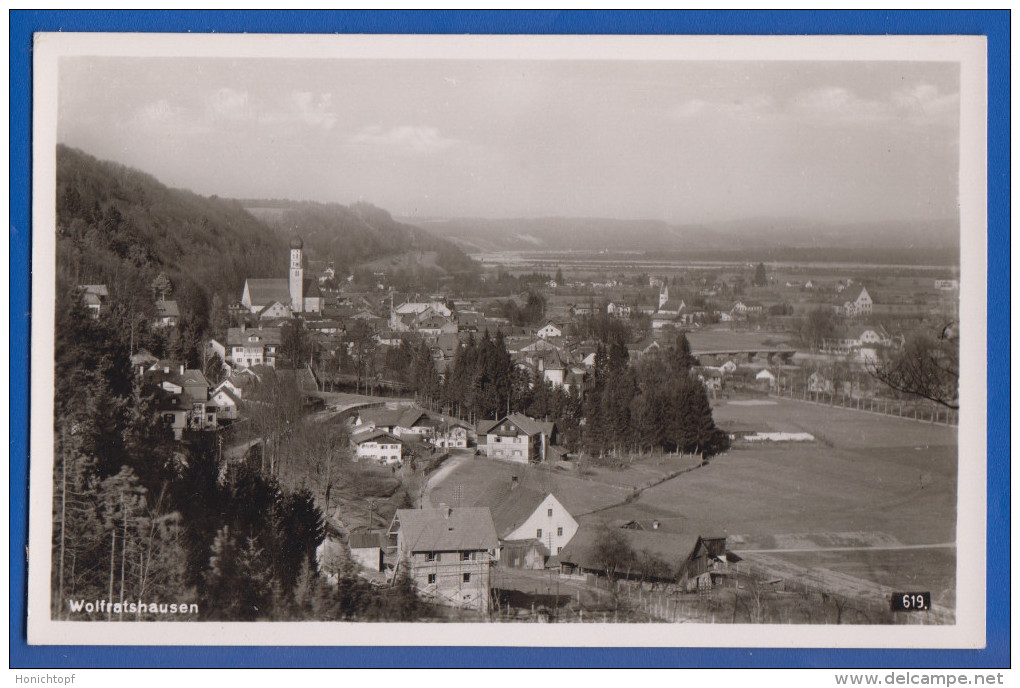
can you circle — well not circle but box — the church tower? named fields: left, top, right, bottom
left=659, top=284, right=669, bottom=310
left=289, top=236, right=304, bottom=313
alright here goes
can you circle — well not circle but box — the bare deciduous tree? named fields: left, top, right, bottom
left=869, top=324, right=959, bottom=409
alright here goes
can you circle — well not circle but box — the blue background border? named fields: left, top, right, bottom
left=9, top=10, right=1009, bottom=669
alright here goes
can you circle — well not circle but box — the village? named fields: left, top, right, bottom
left=72, top=234, right=960, bottom=624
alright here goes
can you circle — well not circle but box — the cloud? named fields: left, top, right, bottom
left=271, top=91, right=337, bottom=130
left=206, top=88, right=251, bottom=121
left=673, top=96, right=775, bottom=121
left=131, top=88, right=338, bottom=134
left=673, top=84, right=958, bottom=128
left=792, top=84, right=959, bottom=127
left=349, top=124, right=458, bottom=154
left=132, top=99, right=184, bottom=125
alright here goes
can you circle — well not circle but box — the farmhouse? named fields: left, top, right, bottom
left=536, top=321, right=564, bottom=339
left=351, top=429, right=404, bottom=466
left=557, top=526, right=698, bottom=584
left=478, top=481, right=579, bottom=566
left=77, top=284, right=109, bottom=317
left=152, top=299, right=180, bottom=328
left=477, top=413, right=557, bottom=464
left=558, top=526, right=730, bottom=589
left=388, top=506, right=498, bottom=613
left=225, top=325, right=282, bottom=369
left=354, top=406, right=432, bottom=439
left=838, top=286, right=874, bottom=317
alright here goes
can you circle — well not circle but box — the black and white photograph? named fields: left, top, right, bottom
left=27, top=33, right=987, bottom=647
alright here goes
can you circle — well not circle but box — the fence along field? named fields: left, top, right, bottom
left=431, top=393, right=957, bottom=621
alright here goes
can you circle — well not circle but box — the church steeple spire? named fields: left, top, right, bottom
left=289, top=236, right=304, bottom=313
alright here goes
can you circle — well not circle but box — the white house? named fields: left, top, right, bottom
left=226, top=326, right=282, bottom=369
left=488, top=487, right=579, bottom=561
left=536, top=321, right=564, bottom=339
left=755, top=368, right=777, bottom=388
left=153, top=299, right=180, bottom=328
left=476, top=413, right=556, bottom=464
left=352, top=430, right=404, bottom=466
left=841, top=286, right=873, bottom=317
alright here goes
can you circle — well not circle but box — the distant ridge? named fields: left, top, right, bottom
left=241, top=199, right=478, bottom=275
left=409, top=215, right=960, bottom=265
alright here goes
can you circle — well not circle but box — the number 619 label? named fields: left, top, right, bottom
left=891, top=592, right=931, bottom=611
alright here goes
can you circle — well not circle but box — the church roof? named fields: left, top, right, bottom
left=244, top=279, right=291, bottom=306
left=290, top=235, right=304, bottom=249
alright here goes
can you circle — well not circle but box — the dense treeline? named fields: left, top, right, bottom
left=584, top=335, right=729, bottom=458
left=53, top=296, right=329, bottom=619
left=435, top=330, right=727, bottom=459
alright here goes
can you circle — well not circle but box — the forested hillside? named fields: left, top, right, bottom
left=244, top=199, right=478, bottom=277
left=55, top=145, right=288, bottom=366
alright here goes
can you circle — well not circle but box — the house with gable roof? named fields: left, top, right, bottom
left=387, top=506, right=498, bottom=613
left=477, top=480, right=579, bottom=565
left=476, top=413, right=557, bottom=464
left=152, top=299, right=180, bottom=328
left=225, top=325, right=282, bottom=368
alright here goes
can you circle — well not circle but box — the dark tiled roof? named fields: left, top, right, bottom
left=394, top=507, right=498, bottom=553
left=557, top=526, right=699, bottom=578
left=244, top=279, right=291, bottom=306
left=154, top=300, right=180, bottom=318
left=475, top=484, right=549, bottom=538
left=349, top=530, right=386, bottom=550
left=352, top=429, right=402, bottom=445
left=226, top=327, right=283, bottom=347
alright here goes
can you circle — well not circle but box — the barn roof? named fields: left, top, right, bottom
left=358, top=406, right=429, bottom=430
left=474, top=484, right=551, bottom=538
left=557, top=525, right=700, bottom=579
left=393, top=507, right=497, bottom=553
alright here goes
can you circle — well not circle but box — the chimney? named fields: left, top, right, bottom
left=652, top=520, right=660, bottom=531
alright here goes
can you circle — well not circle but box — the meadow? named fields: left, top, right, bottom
left=432, top=395, right=959, bottom=615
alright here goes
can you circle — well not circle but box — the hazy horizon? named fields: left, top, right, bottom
left=59, top=57, right=960, bottom=228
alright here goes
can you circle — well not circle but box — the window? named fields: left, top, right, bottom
left=461, top=551, right=471, bottom=561
left=462, top=573, right=471, bottom=583
left=536, top=529, right=543, bottom=538
left=425, top=552, right=436, bottom=562
left=427, top=574, right=436, bottom=584
left=547, top=508, right=553, bottom=517
left=557, top=527, right=563, bottom=536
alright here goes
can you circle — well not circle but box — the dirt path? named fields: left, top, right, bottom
left=423, top=450, right=474, bottom=505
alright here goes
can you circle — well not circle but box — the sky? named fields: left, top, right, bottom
left=58, top=57, right=961, bottom=225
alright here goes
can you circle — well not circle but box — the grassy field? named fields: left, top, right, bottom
left=769, top=548, right=957, bottom=611
left=429, top=395, right=958, bottom=615
left=635, top=397, right=957, bottom=544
